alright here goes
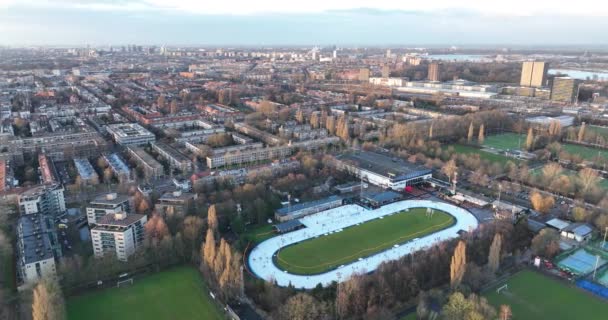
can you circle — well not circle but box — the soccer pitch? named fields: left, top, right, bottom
left=67, top=267, right=225, bottom=320
left=561, top=143, right=608, bottom=161
left=482, top=133, right=525, bottom=151
left=451, top=144, right=519, bottom=165
left=275, top=208, right=454, bottom=275
left=485, top=270, right=608, bottom=320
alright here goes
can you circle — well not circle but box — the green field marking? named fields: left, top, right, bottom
left=275, top=208, right=454, bottom=275
left=485, top=270, right=608, bottom=320
left=482, top=133, right=526, bottom=151
left=561, top=143, right=608, bottom=161
left=67, top=267, right=225, bottom=320
left=450, top=144, right=520, bottom=166
left=243, top=224, right=276, bottom=244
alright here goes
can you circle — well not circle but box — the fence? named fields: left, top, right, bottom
left=576, top=279, right=608, bottom=300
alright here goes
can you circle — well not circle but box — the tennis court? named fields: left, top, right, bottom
left=556, top=248, right=607, bottom=275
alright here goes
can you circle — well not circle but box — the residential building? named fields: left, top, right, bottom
left=127, top=146, right=164, bottom=180
left=74, top=158, right=99, bottom=184
left=551, top=77, right=578, bottom=103
left=86, top=193, right=132, bottom=225
left=18, top=184, right=66, bottom=216
left=428, top=62, right=440, bottom=82
left=17, top=214, right=61, bottom=284
left=106, top=123, right=156, bottom=146
left=359, top=68, right=370, bottom=82
left=151, top=142, right=192, bottom=172
left=155, top=190, right=197, bottom=217
left=91, top=212, right=147, bottom=261
left=104, top=153, right=131, bottom=182
left=520, top=61, right=548, bottom=88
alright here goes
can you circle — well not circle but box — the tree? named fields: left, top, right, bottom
left=295, top=109, right=304, bottom=123
left=442, top=292, right=496, bottom=320
left=531, top=228, right=560, bottom=258
left=478, top=124, right=485, bottom=144
left=310, top=112, right=320, bottom=129
left=442, top=159, right=458, bottom=182
left=450, top=241, right=467, bottom=288
left=207, top=205, right=219, bottom=236
left=577, top=168, right=600, bottom=196
left=277, top=293, right=331, bottom=320
left=542, top=163, right=563, bottom=184
left=157, top=95, right=165, bottom=109
left=529, top=191, right=554, bottom=214
left=183, top=216, right=204, bottom=255
left=467, top=122, right=474, bottom=142
left=488, top=233, right=502, bottom=273
left=428, top=123, right=434, bottom=139
left=144, top=214, right=169, bottom=244
left=525, top=128, right=534, bottom=151
left=499, top=305, right=512, bottom=320
left=170, top=100, right=178, bottom=114
left=572, top=207, right=588, bottom=222
left=32, top=278, right=66, bottom=320
left=578, top=122, right=586, bottom=142
left=202, top=229, right=216, bottom=271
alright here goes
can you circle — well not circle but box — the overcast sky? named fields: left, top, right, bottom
left=1, top=0, right=607, bottom=46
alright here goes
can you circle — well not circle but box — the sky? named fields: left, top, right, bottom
left=1, top=0, right=607, bottom=46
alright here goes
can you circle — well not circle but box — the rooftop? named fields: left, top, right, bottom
left=94, top=212, right=146, bottom=231
left=276, top=195, right=342, bottom=216
left=336, top=151, right=432, bottom=181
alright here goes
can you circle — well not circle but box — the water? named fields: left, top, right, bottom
left=549, top=69, right=608, bottom=81
left=426, top=54, right=490, bottom=62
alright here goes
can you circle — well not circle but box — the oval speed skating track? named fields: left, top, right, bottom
left=247, top=200, right=478, bottom=289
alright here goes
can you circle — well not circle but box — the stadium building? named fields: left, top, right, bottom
left=334, top=151, right=432, bottom=191
left=275, top=195, right=343, bottom=222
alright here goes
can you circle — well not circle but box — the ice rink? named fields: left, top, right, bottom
left=247, top=200, right=479, bottom=288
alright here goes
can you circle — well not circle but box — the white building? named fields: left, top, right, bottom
left=106, top=123, right=156, bottom=146
left=91, top=212, right=147, bottom=261
left=369, top=77, right=406, bottom=87
left=86, top=193, right=132, bottom=225
left=18, top=184, right=66, bottom=216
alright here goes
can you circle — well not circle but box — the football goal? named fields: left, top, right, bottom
left=117, top=278, right=134, bottom=288
left=496, top=284, right=509, bottom=294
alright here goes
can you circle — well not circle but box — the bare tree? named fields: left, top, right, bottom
left=450, top=241, right=467, bottom=288
left=467, top=122, right=474, bottom=142
left=577, top=168, right=600, bottom=196
left=207, top=205, right=219, bottom=236
left=478, top=124, right=485, bottom=144
left=488, top=233, right=502, bottom=273
left=32, top=278, right=66, bottom=320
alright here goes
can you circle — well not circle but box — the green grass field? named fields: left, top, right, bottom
left=482, top=133, right=525, bottom=151
left=561, top=143, right=608, bottom=161
left=276, top=208, right=454, bottom=275
left=242, top=224, right=276, bottom=244
left=451, top=144, right=519, bottom=166
left=485, top=270, right=608, bottom=320
left=67, top=267, right=225, bottom=320
left=585, top=125, right=608, bottom=139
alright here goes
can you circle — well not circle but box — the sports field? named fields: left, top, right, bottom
left=531, top=167, right=608, bottom=190
left=276, top=208, right=454, bottom=274
left=67, top=267, right=225, bottom=320
left=485, top=270, right=608, bottom=320
left=561, top=143, right=608, bottom=161
left=482, top=133, right=525, bottom=151
left=451, top=144, right=519, bottom=165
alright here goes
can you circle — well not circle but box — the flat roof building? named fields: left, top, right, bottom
left=106, top=123, right=156, bottom=146
left=127, top=147, right=164, bottom=180
left=151, top=142, right=192, bottom=172
left=275, top=195, right=343, bottom=222
left=551, top=77, right=578, bottom=103
left=91, top=212, right=147, bottom=261
left=334, top=151, right=433, bottom=191
left=86, top=192, right=132, bottom=225
left=520, top=61, right=548, bottom=88
left=18, top=183, right=66, bottom=217
left=17, top=214, right=61, bottom=284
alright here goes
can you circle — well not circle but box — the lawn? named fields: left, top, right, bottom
left=485, top=270, right=608, bottom=320
left=242, top=223, right=276, bottom=244
left=450, top=144, right=519, bottom=166
left=67, top=267, right=225, bottom=320
left=482, top=133, right=526, bottom=151
left=276, top=208, right=455, bottom=275
left=586, top=125, right=608, bottom=139
left=561, top=143, right=608, bottom=161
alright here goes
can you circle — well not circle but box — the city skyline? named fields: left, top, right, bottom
left=1, top=1, right=608, bottom=46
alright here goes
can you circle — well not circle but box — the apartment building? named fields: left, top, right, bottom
left=17, top=214, right=62, bottom=284
left=91, top=212, right=147, bottom=261
left=106, top=123, right=156, bottom=146
left=127, top=146, right=164, bottom=180
left=86, top=192, right=132, bottom=225
left=18, top=183, right=66, bottom=216
left=151, top=142, right=192, bottom=172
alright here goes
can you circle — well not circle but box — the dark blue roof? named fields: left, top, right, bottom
left=275, top=195, right=342, bottom=216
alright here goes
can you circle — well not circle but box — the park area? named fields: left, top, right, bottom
left=485, top=270, right=608, bottom=320
left=67, top=267, right=225, bottom=320
left=275, top=208, right=454, bottom=274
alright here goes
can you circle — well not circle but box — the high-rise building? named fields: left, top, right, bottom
left=18, top=184, right=65, bottom=216
left=86, top=193, right=132, bottom=225
left=428, top=62, right=440, bottom=82
left=17, top=214, right=62, bottom=283
left=381, top=65, right=390, bottom=78
left=359, top=68, right=370, bottom=82
left=551, top=77, right=578, bottom=103
left=91, top=212, right=147, bottom=261
left=520, top=61, right=549, bottom=88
